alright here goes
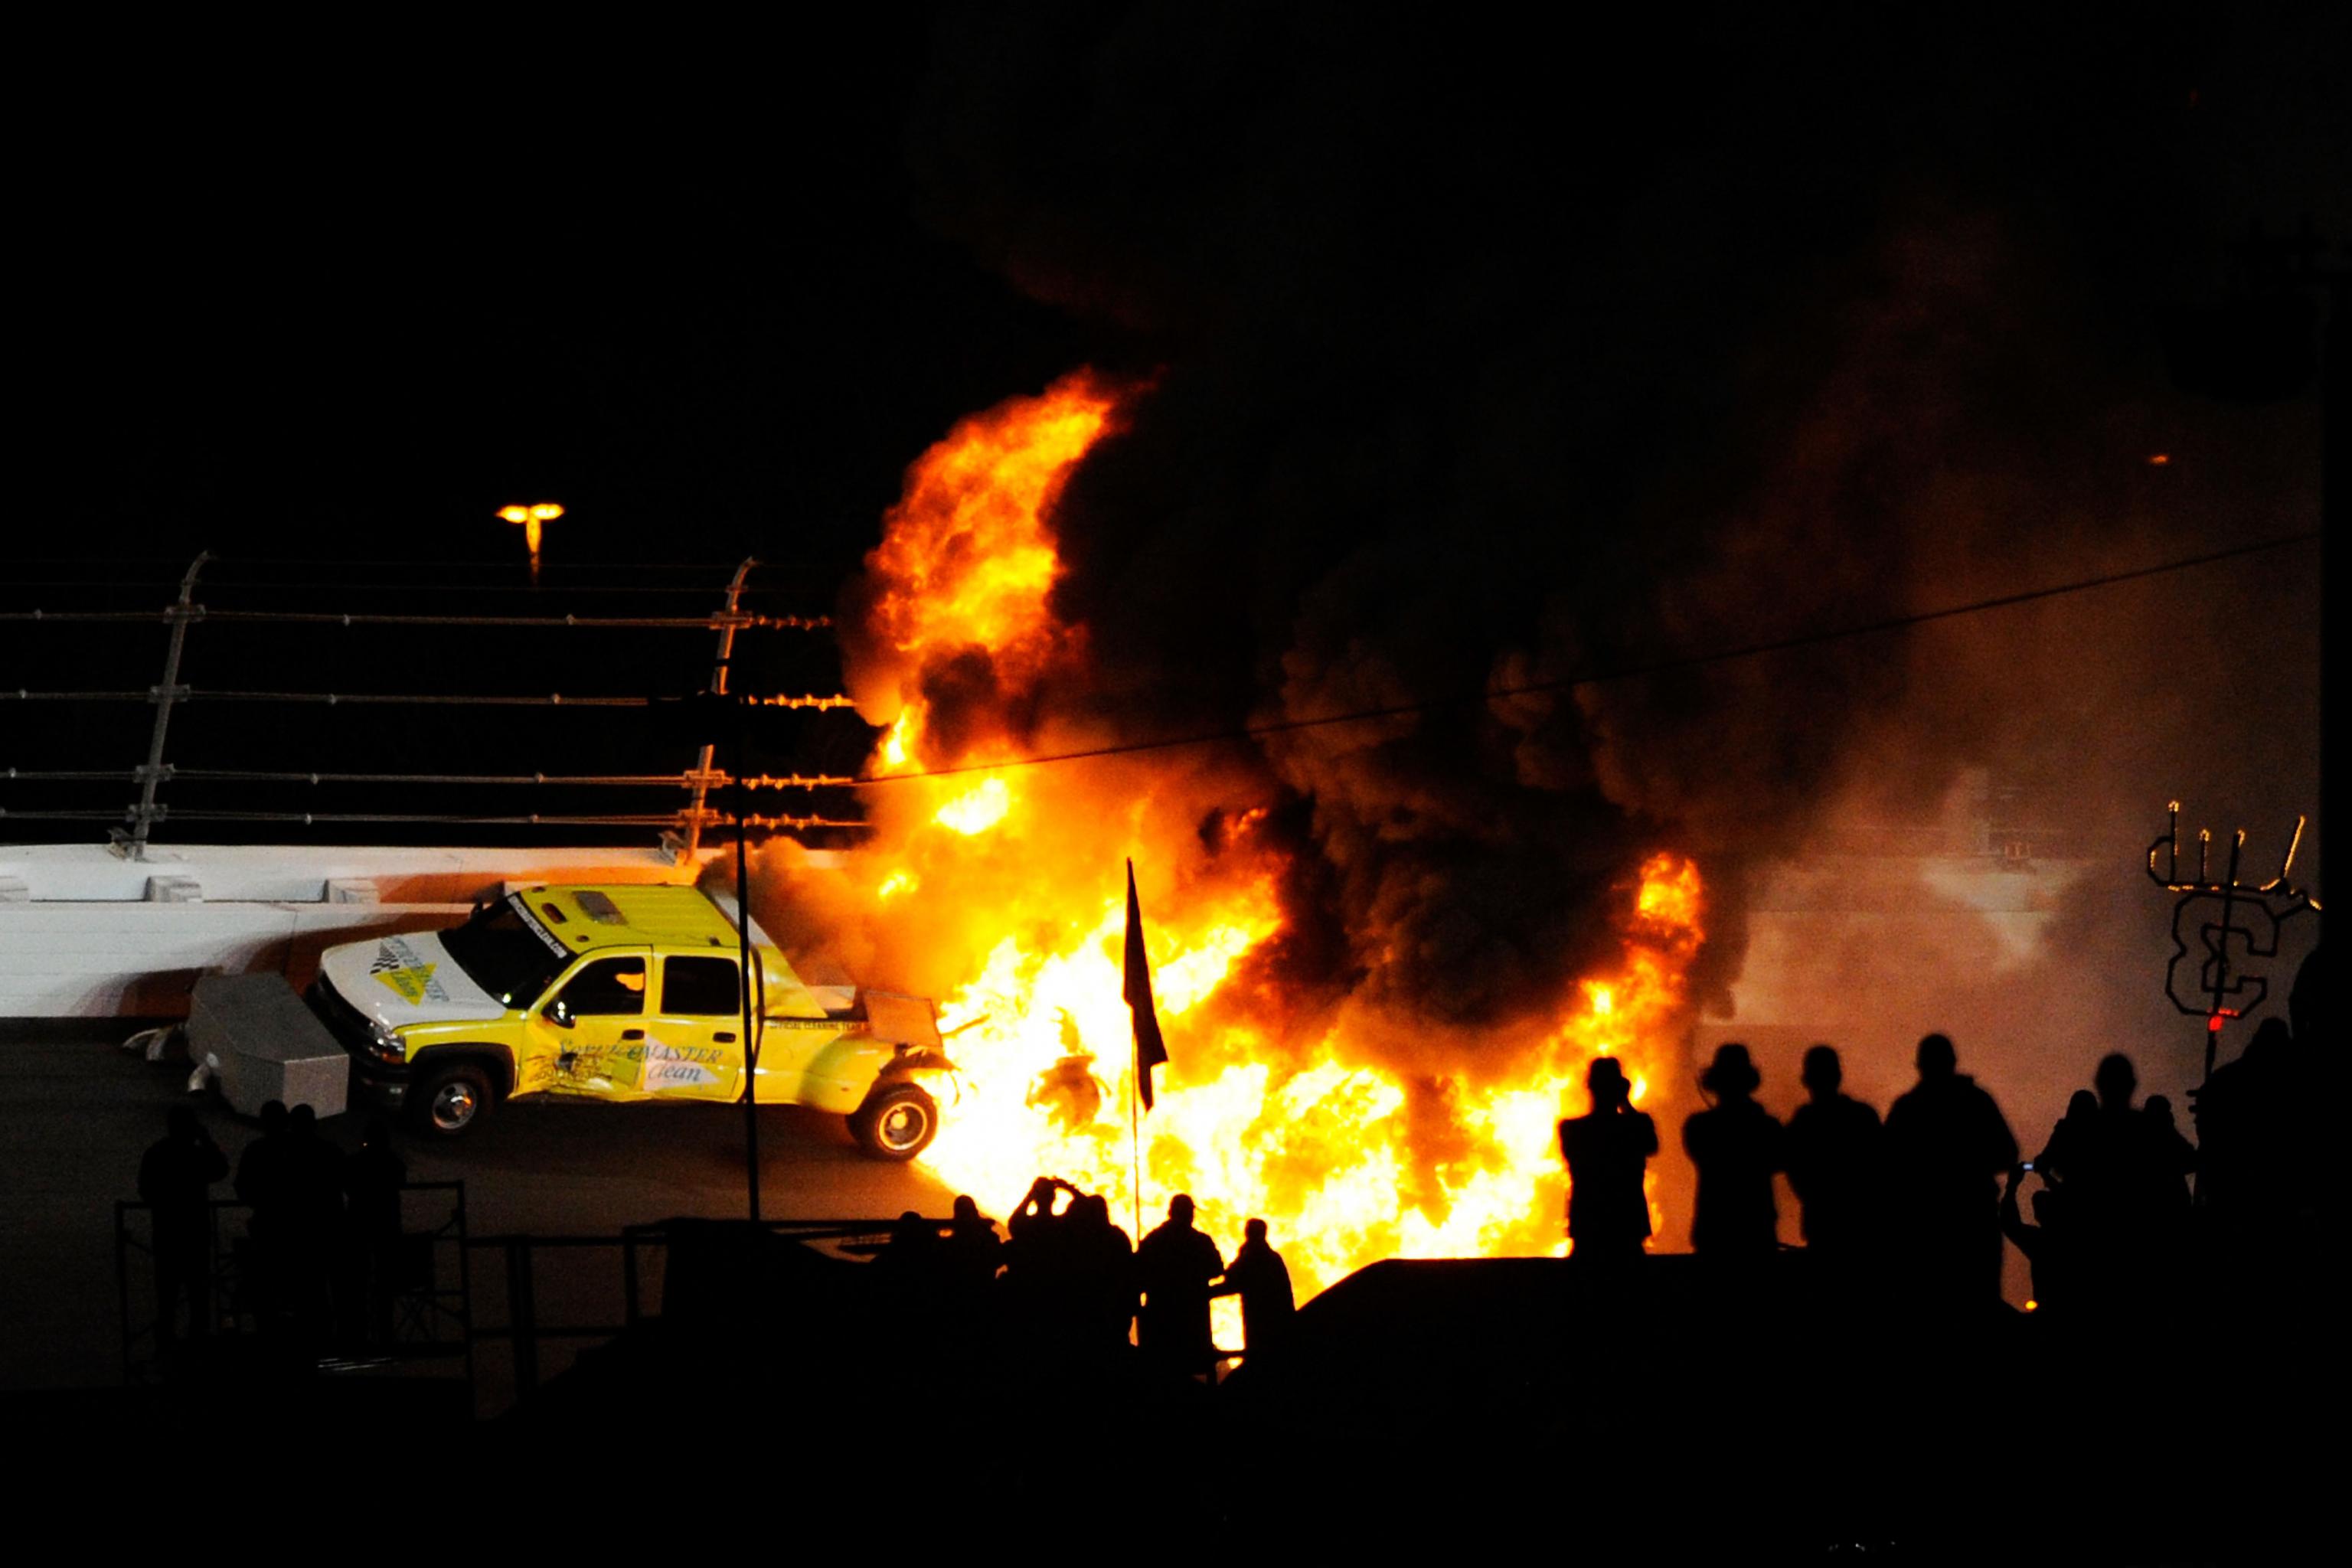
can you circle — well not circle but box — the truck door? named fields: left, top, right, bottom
left=640, top=954, right=746, bottom=1101
left=528, top=952, right=652, bottom=1097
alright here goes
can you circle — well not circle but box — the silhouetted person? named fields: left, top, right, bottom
left=236, top=1099, right=295, bottom=1230
left=138, top=1107, right=227, bottom=1349
left=2035, top=1090, right=2102, bottom=1187
left=945, top=1194, right=1003, bottom=1290
left=281, top=1105, right=346, bottom=1344
left=2061, top=1054, right=2197, bottom=1316
left=874, top=1210, right=945, bottom=1295
left=2141, top=1096, right=2195, bottom=1223
left=1008, top=1175, right=1070, bottom=1256
left=1137, top=1194, right=1223, bottom=1377
left=2194, top=1018, right=2292, bottom=1230
left=2284, top=943, right=2333, bottom=1234
left=1782, top=1044, right=1882, bottom=1257
left=1684, top=1043, right=1783, bottom=1256
left=2071, top=1058, right=2149, bottom=1220
left=1210, top=1218, right=1295, bottom=1358
left=1064, top=1193, right=1136, bottom=1353
left=235, top=1099, right=296, bottom=1327
left=1004, top=1177, right=1095, bottom=1353
left=1559, top=1056, right=1658, bottom=1261
left=341, top=1116, right=406, bottom=1349
left=1999, top=1165, right=2073, bottom=1318
left=1883, top=1033, right=2017, bottom=1311
left=1004, top=1176, right=1070, bottom=1302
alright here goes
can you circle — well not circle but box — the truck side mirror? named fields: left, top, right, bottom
left=544, top=998, right=575, bottom=1029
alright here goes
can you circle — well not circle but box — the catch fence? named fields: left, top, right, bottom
left=116, top=1200, right=934, bottom=1416
left=3, top=553, right=868, bottom=854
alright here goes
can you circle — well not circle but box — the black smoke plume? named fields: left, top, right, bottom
left=887, top=5, right=2330, bottom=1139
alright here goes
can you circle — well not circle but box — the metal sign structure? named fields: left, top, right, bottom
left=2145, top=801, right=2321, bottom=1082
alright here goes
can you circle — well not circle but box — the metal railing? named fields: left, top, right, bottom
left=2, top=552, right=863, bottom=854
left=113, top=1181, right=472, bottom=1387
left=118, top=1207, right=1257, bottom=1416
left=475, top=1217, right=906, bottom=1399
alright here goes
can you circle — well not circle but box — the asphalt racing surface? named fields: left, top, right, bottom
left=0, top=1020, right=952, bottom=1392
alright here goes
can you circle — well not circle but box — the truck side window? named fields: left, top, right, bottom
left=557, top=957, right=647, bottom=1016
left=662, top=956, right=741, bottom=1017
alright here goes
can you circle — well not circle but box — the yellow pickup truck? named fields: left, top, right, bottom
left=305, top=884, right=950, bottom=1159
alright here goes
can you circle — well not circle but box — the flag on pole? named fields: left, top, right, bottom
left=1124, top=858, right=1168, bottom=1112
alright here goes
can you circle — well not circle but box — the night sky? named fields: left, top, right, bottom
left=8, top=5, right=2340, bottom=913
left=22, top=11, right=1083, bottom=567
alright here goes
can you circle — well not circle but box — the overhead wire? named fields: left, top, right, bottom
left=850, top=528, right=2324, bottom=786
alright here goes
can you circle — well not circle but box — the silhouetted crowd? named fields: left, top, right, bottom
left=873, top=1176, right=1295, bottom=1378
left=139, top=943, right=2325, bottom=1379
left=137, top=1099, right=407, bottom=1360
left=1563, top=954, right=2332, bottom=1332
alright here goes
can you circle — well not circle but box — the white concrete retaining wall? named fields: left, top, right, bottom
left=0, top=843, right=706, bottom=1018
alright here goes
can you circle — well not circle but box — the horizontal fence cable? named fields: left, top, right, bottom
left=13, top=557, right=839, bottom=573
left=0, top=607, right=830, bottom=629
left=6, top=549, right=862, bottom=845
left=6, top=558, right=845, bottom=597
left=1, top=579, right=834, bottom=596
left=2, top=688, right=857, bottom=709
left=2, top=769, right=855, bottom=789
left=165, top=557, right=833, bottom=572
left=0, top=808, right=867, bottom=828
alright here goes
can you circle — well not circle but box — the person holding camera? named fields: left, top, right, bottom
left=1558, top=1055, right=1659, bottom=1261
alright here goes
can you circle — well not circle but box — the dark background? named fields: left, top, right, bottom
left=7, top=11, right=1085, bottom=838
left=4, top=5, right=2338, bottom=873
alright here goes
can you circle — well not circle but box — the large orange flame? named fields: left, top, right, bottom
left=812, top=371, right=1704, bottom=1345
left=859, top=371, right=1122, bottom=745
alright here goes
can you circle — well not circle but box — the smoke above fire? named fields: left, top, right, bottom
left=748, top=10, right=2325, bottom=1290
left=746, top=374, right=1707, bottom=1307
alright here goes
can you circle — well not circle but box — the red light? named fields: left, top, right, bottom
left=2207, top=1014, right=2226, bottom=1033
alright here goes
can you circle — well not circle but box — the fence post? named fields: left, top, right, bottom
left=680, top=557, right=756, bottom=861
left=122, top=550, right=210, bottom=860
left=115, top=1202, right=137, bottom=1384
left=506, top=1238, right=539, bottom=1396
left=622, top=1231, right=642, bottom=1328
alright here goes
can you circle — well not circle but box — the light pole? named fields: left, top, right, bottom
left=497, top=501, right=564, bottom=577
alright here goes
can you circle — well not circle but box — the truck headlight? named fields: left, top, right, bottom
left=367, top=1019, right=407, bottom=1065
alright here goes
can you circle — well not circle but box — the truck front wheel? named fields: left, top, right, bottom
left=411, top=1060, right=494, bottom=1138
left=850, top=1082, right=937, bottom=1161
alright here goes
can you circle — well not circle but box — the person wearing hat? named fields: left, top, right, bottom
left=1682, top=1042, right=1784, bottom=1256
left=1558, top=1055, right=1660, bottom=1260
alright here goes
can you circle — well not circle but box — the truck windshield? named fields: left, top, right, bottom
left=440, top=897, right=569, bottom=1007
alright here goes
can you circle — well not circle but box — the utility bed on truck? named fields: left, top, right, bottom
left=186, top=972, right=352, bottom=1117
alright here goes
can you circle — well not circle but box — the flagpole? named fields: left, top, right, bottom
left=1123, top=855, right=1165, bottom=1246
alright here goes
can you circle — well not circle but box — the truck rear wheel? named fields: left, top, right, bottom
left=850, top=1082, right=937, bottom=1161
left=411, top=1060, right=493, bottom=1138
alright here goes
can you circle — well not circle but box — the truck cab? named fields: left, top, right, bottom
left=307, top=883, right=949, bottom=1159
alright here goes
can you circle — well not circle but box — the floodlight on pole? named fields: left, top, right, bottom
left=498, top=502, right=564, bottom=571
